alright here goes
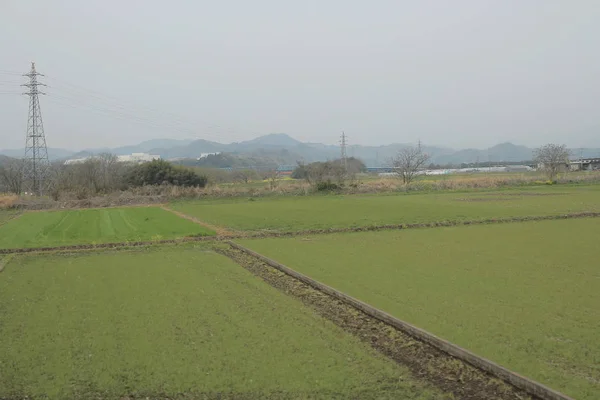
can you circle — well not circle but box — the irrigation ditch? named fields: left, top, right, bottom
left=221, top=242, right=574, bottom=400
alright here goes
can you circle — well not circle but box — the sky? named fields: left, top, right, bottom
left=1, top=0, right=599, bottom=151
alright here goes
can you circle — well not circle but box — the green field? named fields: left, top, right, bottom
left=0, top=209, right=19, bottom=225
left=0, top=246, right=441, bottom=399
left=239, top=218, right=600, bottom=399
left=172, top=185, right=600, bottom=232
left=0, top=207, right=214, bottom=249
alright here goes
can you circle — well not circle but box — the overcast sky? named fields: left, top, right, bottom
left=1, top=1, right=599, bottom=150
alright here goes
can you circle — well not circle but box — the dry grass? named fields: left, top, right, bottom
left=0, top=194, right=18, bottom=209
left=9, top=172, right=600, bottom=211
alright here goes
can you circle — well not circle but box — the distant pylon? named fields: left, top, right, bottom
left=21, top=62, right=50, bottom=195
left=340, top=131, right=348, bottom=170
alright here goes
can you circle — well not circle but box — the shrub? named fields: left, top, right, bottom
left=127, top=160, right=208, bottom=188
left=316, top=181, right=340, bottom=191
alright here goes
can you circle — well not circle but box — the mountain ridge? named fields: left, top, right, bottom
left=2, top=134, right=599, bottom=165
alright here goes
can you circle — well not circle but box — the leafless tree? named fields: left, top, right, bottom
left=534, top=144, right=570, bottom=181
left=232, top=169, right=259, bottom=184
left=263, top=169, right=280, bottom=190
left=391, top=146, right=430, bottom=185
left=0, top=159, right=24, bottom=194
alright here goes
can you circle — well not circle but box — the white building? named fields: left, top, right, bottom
left=64, top=153, right=161, bottom=165
left=197, top=152, right=221, bottom=160
left=117, top=153, right=161, bottom=163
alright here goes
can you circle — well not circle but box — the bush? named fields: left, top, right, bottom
left=316, top=181, right=340, bottom=191
left=127, top=160, right=208, bottom=188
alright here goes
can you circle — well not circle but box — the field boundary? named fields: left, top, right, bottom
left=244, top=212, right=600, bottom=238
left=161, top=206, right=238, bottom=236
left=0, top=235, right=219, bottom=255
left=0, top=254, right=15, bottom=272
left=229, top=241, right=574, bottom=400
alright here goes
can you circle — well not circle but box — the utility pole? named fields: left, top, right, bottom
left=340, top=131, right=348, bottom=171
left=21, top=62, right=50, bottom=195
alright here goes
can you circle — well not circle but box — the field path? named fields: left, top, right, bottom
left=160, top=206, right=239, bottom=237
left=0, top=211, right=23, bottom=228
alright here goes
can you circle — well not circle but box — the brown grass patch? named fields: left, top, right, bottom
left=0, top=194, right=18, bottom=209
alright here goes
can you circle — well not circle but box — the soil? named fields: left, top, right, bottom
left=160, top=206, right=239, bottom=237
left=218, top=245, right=538, bottom=400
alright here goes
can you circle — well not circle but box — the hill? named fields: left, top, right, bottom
left=3, top=133, right=600, bottom=166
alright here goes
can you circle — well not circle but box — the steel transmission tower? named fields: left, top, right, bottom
left=340, top=131, right=348, bottom=170
left=21, top=62, right=50, bottom=195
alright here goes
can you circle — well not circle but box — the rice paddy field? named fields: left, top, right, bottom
left=2, top=182, right=599, bottom=399
left=238, top=218, right=600, bottom=400
left=0, top=246, right=442, bottom=399
left=0, top=207, right=214, bottom=249
left=171, top=185, right=600, bottom=232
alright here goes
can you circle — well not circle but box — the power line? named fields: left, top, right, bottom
left=43, top=75, right=248, bottom=141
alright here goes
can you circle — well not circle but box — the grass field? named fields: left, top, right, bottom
left=0, top=209, right=19, bottom=225
left=0, top=246, right=442, bottom=399
left=172, top=185, right=600, bottom=232
left=239, top=218, right=600, bottom=399
left=0, top=207, right=214, bottom=249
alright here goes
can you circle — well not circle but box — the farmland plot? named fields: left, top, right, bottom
left=239, top=218, right=600, bottom=399
left=0, top=207, right=214, bottom=249
left=172, top=185, right=600, bottom=232
left=0, top=246, right=442, bottom=399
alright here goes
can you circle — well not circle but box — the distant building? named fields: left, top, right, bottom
left=117, top=153, right=161, bottom=163
left=569, top=158, right=600, bottom=171
left=197, top=152, right=221, bottom=160
left=64, top=153, right=160, bottom=165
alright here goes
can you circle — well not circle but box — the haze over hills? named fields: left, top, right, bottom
left=2, top=133, right=600, bottom=166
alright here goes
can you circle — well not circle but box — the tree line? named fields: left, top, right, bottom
left=0, top=156, right=208, bottom=198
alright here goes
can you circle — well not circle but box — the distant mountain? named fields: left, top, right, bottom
left=434, top=143, right=534, bottom=165
left=0, top=154, right=15, bottom=167
left=4, top=133, right=600, bottom=166
left=233, top=133, right=302, bottom=148
left=0, top=148, right=75, bottom=161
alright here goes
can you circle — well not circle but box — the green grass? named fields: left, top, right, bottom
left=0, top=209, right=19, bottom=225
left=172, top=185, right=600, bottom=232
left=239, top=218, right=600, bottom=399
left=0, top=246, right=442, bottom=399
left=0, top=207, right=214, bottom=249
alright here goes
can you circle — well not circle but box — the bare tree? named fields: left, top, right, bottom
left=0, top=159, right=24, bottom=194
left=232, top=169, right=259, bottom=184
left=391, top=146, right=430, bottom=185
left=263, top=169, right=279, bottom=190
left=534, top=144, right=570, bottom=181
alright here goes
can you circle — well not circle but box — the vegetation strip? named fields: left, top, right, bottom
left=227, top=241, right=574, bottom=400
left=0, top=236, right=219, bottom=255
left=2, top=211, right=600, bottom=254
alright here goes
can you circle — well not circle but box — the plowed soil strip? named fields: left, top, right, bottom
left=161, top=206, right=238, bottom=237
left=218, top=245, right=538, bottom=400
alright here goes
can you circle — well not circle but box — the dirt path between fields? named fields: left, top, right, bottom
left=218, top=245, right=538, bottom=400
left=160, top=206, right=240, bottom=237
